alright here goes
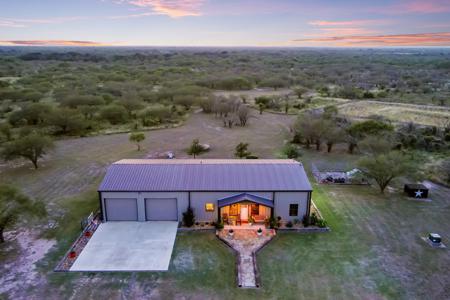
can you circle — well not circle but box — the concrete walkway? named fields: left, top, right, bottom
left=217, top=227, right=275, bottom=288
left=70, top=221, right=178, bottom=271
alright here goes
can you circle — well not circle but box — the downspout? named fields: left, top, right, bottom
left=271, top=192, right=275, bottom=218
left=218, top=206, right=221, bottom=223
left=98, top=191, right=104, bottom=222
left=306, top=191, right=312, bottom=218
left=188, top=191, right=191, bottom=208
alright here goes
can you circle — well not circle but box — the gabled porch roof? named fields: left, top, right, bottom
left=217, top=193, right=274, bottom=208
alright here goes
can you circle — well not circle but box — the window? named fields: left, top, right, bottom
left=205, top=203, right=215, bottom=212
left=289, top=204, right=298, bottom=216
left=229, top=204, right=239, bottom=215
left=251, top=204, right=259, bottom=215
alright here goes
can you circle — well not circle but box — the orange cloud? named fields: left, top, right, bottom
left=126, top=0, right=205, bottom=18
left=293, top=32, right=450, bottom=47
left=0, top=40, right=115, bottom=47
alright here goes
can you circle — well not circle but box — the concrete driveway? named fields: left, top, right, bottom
left=70, top=221, right=178, bottom=271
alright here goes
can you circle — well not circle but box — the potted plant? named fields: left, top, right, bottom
left=84, top=231, right=92, bottom=237
left=69, top=250, right=77, bottom=259
left=215, top=221, right=224, bottom=230
left=228, top=229, right=234, bottom=237
left=257, top=228, right=263, bottom=236
left=269, top=216, right=278, bottom=229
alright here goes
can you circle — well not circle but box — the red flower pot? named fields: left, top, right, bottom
left=69, top=251, right=77, bottom=259
left=84, top=231, right=92, bottom=237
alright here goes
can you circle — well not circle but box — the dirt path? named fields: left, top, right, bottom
left=0, top=230, right=56, bottom=297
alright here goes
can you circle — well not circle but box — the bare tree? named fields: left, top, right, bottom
left=237, top=105, right=250, bottom=126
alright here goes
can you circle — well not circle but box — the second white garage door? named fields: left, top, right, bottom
left=145, top=198, right=178, bottom=221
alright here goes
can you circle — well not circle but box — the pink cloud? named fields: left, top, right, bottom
left=307, top=19, right=387, bottom=38
left=308, top=20, right=389, bottom=27
left=401, top=0, right=450, bottom=13
left=0, top=20, right=26, bottom=28
left=379, top=0, right=450, bottom=14
left=0, top=40, right=115, bottom=46
left=0, top=16, right=86, bottom=28
left=107, top=12, right=157, bottom=19
left=313, top=27, right=379, bottom=36
left=125, top=0, right=205, bottom=18
left=293, top=32, right=450, bottom=47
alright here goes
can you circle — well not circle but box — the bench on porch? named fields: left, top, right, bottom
left=252, top=215, right=266, bottom=223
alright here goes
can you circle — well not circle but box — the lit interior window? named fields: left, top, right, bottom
left=205, top=203, right=215, bottom=211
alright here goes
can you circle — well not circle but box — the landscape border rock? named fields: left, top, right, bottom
left=54, top=212, right=101, bottom=272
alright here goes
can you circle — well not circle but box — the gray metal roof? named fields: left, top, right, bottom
left=99, top=159, right=312, bottom=192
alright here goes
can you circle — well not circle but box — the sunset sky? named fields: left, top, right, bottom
left=1, top=0, right=450, bottom=47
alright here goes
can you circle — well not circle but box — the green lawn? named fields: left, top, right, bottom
left=30, top=181, right=450, bottom=300
left=2, top=112, right=450, bottom=299
left=258, top=183, right=450, bottom=299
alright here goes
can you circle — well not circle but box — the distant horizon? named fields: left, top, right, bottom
left=2, top=0, right=450, bottom=47
left=1, top=44, right=450, bottom=50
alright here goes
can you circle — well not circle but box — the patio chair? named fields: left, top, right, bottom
left=222, top=213, right=229, bottom=225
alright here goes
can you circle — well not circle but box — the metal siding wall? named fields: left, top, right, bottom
left=99, top=191, right=306, bottom=222
left=137, top=193, right=145, bottom=221
left=274, top=192, right=308, bottom=221
left=190, top=191, right=273, bottom=222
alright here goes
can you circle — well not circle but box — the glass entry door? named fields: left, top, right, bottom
left=240, top=205, right=248, bottom=221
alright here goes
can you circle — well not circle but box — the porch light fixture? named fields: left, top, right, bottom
left=205, top=203, right=215, bottom=211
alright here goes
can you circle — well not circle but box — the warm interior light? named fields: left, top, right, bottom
left=205, top=203, right=214, bottom=211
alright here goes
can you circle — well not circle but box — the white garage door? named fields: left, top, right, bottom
left=145, top=198, right=178, bottom=221
left=105, top=198, right=138, bottom=221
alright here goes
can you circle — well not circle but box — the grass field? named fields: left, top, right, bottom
left=258, top=181, right=450, bottom=299
left=1, top=111, right=450, bottom=299
left=17, top=176, right=450, bottom=300
left=338, top=100, right=450, bottom=127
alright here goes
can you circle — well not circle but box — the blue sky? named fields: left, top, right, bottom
left=1, top=0, right=450, bottom=46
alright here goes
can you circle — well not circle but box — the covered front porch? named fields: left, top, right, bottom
left=218, top=193, right=273, bottom=226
